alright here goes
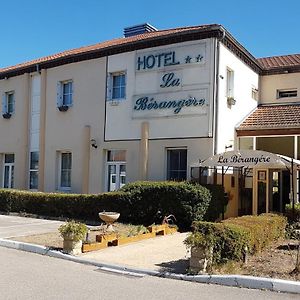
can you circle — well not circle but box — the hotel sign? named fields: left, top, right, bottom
left=136, top=43, right=206, bottom=71
left=132, top=90, right=208, bottom=119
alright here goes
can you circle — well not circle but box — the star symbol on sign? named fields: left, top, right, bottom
left=196, top=54, right=203, bottom=62
left=185, top=56, right=192, bottom=63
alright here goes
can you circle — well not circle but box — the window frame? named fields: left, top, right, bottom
left=105, top=150, right=126, bottom=192
left=166, top=148, right=187, bottom=181
left=107, top=71, right=126, bottom=101
left=57, top=80, right=73, bottom=109
left=226, top=68, right=234, bottom=99
left=58, top=151, right=72, bottom=191
left=277, top=89, right=298, bottom=99
left=2, top=91, right=15, bottom=116
left=2, top=153, right=15, bottom=188
left=29, top=151, right=39, bottom=190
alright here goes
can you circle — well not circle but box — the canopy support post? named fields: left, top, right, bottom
left=222, top=166, right=225, bottom=220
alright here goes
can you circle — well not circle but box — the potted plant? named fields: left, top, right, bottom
left=2, top=112, right=12, bottom=119
left=58, top=105, right=69, bottom=112
left=58, top=220, right=88, bottom=255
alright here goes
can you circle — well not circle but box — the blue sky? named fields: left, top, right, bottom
left=1, top=0, right=300, bottom=68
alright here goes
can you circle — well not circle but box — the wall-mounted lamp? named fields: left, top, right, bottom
left=225, top=144, right=233, bottom=151
left=90, top=139, right=98, bottom=149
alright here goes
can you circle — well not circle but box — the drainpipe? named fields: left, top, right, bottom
left=212, top=27, right=226, bottom=155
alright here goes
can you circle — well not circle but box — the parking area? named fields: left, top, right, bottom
left=0, top=215, right=63, bottom=238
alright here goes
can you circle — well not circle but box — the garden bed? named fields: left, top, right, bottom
left=10, top=223, right=178, bottom=253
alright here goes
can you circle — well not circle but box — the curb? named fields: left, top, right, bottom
left=1, top=238, right=300, bottom=294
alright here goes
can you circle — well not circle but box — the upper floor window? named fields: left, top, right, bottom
left=57, top=80, right=73, bottom=110
left=277, top=89, right=297, bottom=99
left=2, top=91, right=15, bottom=118
left=226, top=68, right=234, bottom=99
left=252, top=87, right=259, bottom=101
left=108, top=72, right=126, bottom=101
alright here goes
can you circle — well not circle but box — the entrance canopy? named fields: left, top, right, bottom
left=198, top=150, right=300, bottom=169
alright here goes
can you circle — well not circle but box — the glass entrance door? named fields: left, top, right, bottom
left=107, top=163, right=126, bottom=192
left=257, top=170, right=267, bottom=214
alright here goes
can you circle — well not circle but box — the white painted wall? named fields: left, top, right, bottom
left=217, top=43, right=259, bottom=154
left=105, top=40, right=215, bottom=140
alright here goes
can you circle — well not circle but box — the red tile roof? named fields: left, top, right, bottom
left=257, top=54, right=300, bottom=70
left=236, top=104, right=300, bottom=131
left=0, top=24, right=219, bottom=75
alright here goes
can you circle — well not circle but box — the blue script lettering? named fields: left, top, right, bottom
left=134, top=96, right=206, bottom=114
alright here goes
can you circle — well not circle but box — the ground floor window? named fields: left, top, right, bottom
left=59, top=152, right=72, bottom=190
left=106, top=150, right=126, bottom=191
left=29, top=151, right=39, bottom=189
left=167, top=148, right=187, bottom=181
left=3, top=154, right=14, bottom=188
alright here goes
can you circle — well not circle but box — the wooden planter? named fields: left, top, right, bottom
left=147, top=224, right=178, bottom=236
left=82, top=241, right=108, bottom=253
left=95, top=233, right=117, bottom=243
left=111, top=232, right=155, bottom=246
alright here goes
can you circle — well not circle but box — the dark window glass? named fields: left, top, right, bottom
left=167, top=149, right=187, bottom=181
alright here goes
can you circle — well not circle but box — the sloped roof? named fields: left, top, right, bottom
left=257, top=54, right=300, bottom=69
left=0, top=24, right=222, bottom=78
left=236, top=104, right=300, bottom=133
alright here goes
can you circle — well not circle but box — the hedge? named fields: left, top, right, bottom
left=0, top=181, right=212, bottom=230
left=121, top=181, right=211, bottom=229
left=185, top=213, right=287, bottom=264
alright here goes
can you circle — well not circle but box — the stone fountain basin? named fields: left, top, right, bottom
left=99, top=212, right=120, bottom=224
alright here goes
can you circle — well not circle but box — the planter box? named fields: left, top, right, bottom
left=165, top=226, right=178, bottom=235
left=82, top=242, right=107, bottom=253
left=96, top=233, right=117, bottom=243
left=147, top=224, right=177, bottom=236
left=112, top=232, right=155, bottom=246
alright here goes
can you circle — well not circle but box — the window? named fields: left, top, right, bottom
left=277, top=89, right=297, bottom=99
left=2, top=154, right=14, bottom=188
left=57, top=80, right=73, bottom=109
left=167, top=149, right=187, bottom=181
left=2, top=91, right=15, bottom=117
left=59, top=152, right=72, bottom=190
left=252, top=87, right=258, bottom=101
left=106, top=150, right=126, bottom=191
left=226, top=68, right=234, bottom=99
left=108, top=72, right=126, bottom=100
left=29, top=152, right=39, bottom=189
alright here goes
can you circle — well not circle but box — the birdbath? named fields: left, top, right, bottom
left=99, top=212, right=120, bottom=232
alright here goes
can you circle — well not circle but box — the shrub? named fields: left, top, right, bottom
left=0, top=181, right=211, bottom=230
left=185, top=213, right=287, bottom=264
left=202, top=184, right=228, bottom=221
left=121, top=181, right=211, bottom=230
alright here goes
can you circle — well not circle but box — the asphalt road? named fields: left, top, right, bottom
left=0, top=247, right=298, bottom=300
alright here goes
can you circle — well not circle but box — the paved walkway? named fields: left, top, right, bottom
left=0, top=215, right=63, bottom=238
left=81, top=232, right=190, bottom=273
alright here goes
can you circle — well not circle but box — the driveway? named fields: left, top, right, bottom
left=0, top=214, right=63, bottom=238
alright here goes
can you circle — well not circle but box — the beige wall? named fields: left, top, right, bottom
left=260, top=73, right=300, bottom=104
left=43, top=58, right=107, bottom=193
left=0, top=73, right=30, bottom=189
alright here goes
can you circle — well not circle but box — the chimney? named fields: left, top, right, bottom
left=124, top=23, right=158, bottom=38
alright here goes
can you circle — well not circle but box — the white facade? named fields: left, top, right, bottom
left=105, top=40, right=215, bottom=140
